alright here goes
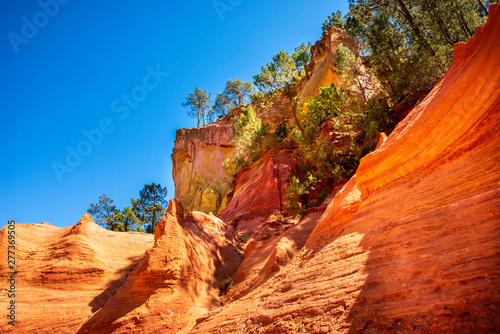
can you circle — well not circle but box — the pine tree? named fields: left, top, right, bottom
left=113, top=206, right=140, bottom=232
left=182, top=87, right=211, bottom=127
left=213, top=79, right=255, bottom=118
left=87, top=194, right=117, bottom=230
left=132, top=183, right=168, bottom=234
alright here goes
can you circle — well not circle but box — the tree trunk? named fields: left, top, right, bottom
left=393, top=0, right=436, bottom=56
left=477, top=0, right=488, bottom=15
left=431, top=6, right=456, bottom=46
left=291, top=98, right=304, bottom=133
left=456, top=8, right=473, bottom=38
left=355, top=74, right=368, bottom=104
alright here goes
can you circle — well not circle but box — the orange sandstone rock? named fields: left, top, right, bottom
left=0, top=214, right=154, bottom=334
left=219, top=148, right=297, bottom=233
left=76, top=199, right=242, bottom=333
left=300, top=25, right=381, bottom=109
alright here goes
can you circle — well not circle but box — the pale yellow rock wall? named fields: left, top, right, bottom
left=172, top=122, right=236, bottom=214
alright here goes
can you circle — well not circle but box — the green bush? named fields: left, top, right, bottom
left=284, top=172, right=320, bottom=215
left=223, top=106, right=289, bottom=175
left=239, top=234, right=250, bottom=244
left=221, top=276, right=233, bottom=293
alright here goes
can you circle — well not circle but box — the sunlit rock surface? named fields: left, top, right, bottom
left=1, top=5, right=498, bottom=334
left=300, top=25, right=382, bottom=109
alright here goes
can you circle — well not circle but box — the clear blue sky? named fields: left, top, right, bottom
left=0, top=0, right=348, bottom=228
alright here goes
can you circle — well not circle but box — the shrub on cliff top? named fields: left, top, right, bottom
left=223, top=105, right=269, bottom=174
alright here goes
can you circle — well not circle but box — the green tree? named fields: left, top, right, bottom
left=212, top=93, right=231, bottom=118
left=253, top=47, right=311, bottom=132
left=182, top=87, right=211, bottom=127
left=132, top=183, right=168, bottom=234
left=292, top=42, right=312, bottom=71
left=207, top=108, right=216, bottom=124
left=333, top=43, right=369, bottom=103
left=87, top=193, right=117, bottom=230
left=113, top=206, right=140, bottom=232
left=322, top=10, right=346, bottom=31
left=346, top=0, right=488, bottom=101
left=222, top=105, right=266, bottom=173
left=304, top=84, right=343, bottom=126
left=253, top=50, right=300, bottom=94
left=213, top=79, right=255, bottom=117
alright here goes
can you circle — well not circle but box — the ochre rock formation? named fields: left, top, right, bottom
left=0, top=201, right=243, bottom=333
left=0, top=214, right=154, bottom=333
left=172, top=122, right=236, bottom=215
left=219, top=148, right=296, bottom=233
left=76, top=199, right=242, bottom=333
left=1, top=5, right=499, bottom=334
left=191, top=5, right=500, bottom=333
left=300, top=25, right=381, bottom=108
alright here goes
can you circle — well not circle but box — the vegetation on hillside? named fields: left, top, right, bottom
left=196, top=0, right=491, bottom=215
left=343, top=0, right=490, bottom=101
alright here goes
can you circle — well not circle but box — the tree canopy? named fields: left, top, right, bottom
left=344, top=0, right=489, bottom=100
left=112, top=206, right=140, bottom=232
left=322, top=10, right=346, bottom=31
left=87, top=183, right=167, bottom=233
left=87, top=193, right=116, bottom=230
left=253, top=50, right=300, bottom=94
left=132, top=183, right=168, bottom=233
left=212, top=79, right=255, bottom=118
left=182, top=87, right=211, bottom=127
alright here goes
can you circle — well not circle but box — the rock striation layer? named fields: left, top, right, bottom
left=216, top=147, right=340, bottom=305
left=191, top=5, right=500, bottom=333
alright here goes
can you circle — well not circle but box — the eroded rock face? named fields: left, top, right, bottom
left=77, top=199, right=243, bottom=333
left=0, top=214, right=154, bottom=334
left=190, top=5, right=500, bottom=333
left=219, top=148, right=299, bottom=232
left=216, top=148, right=339, bottom=305
left=300, top=25, right=381, bottom=108
left=172, top=122, right=236, bottom=215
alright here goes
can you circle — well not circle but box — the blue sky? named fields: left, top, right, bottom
left=0, top=0, right=348, bottom=228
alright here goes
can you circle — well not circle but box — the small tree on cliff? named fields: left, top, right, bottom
left=182, top=87, right=211, bottom=127
left=222, top=105, right=267, bottom=174
left=253, top=50, right=299, bottom=94
left=212, top=79, right=255, bottom=117
left=132, top=183, right=168, bottom=234
left=87, top=193, right=117, bottom=230
left=323, top=10, right=346, bottom=31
